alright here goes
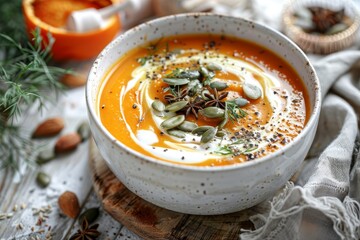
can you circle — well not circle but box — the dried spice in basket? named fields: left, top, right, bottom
left=293, top=6, right=353, bottom=35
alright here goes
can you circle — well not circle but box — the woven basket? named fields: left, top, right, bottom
left=282, top=0, right=360, bottom=54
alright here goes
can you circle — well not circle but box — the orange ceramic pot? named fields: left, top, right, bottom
left=22, top=0, right=121, bottom=61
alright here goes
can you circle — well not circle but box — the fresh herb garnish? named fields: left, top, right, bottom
left=215, top=140, right=258, bottom=156
left=215, top=145, right=233, bottom=155
left=225, top=101, right=247, bottom=121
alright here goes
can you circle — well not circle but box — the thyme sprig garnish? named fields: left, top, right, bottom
left=215, top=139, right=258, bottom=156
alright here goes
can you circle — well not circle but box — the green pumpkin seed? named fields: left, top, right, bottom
left=207, top=62, right=222, bottom=71
left=201, top=90, right=211, bottom=100
left=160, top=115, right=185, bottom=130
left=167, top=129, right=186, bottom=138
left=200, top=107, right=225, bottom=118
left=165, top=100, right=188, bottom=112
left=188, top=79, right=202, bottom=96
left=216, top=130, right=226, bottom=137
left=210, top=81, right=228, bottom=91
left=178, top=121, right=198, bottom=132
left=199, top=66, right=209, bottom=77
left=152, top=100, right=165, bottom=112
left=243, top=82, right=262, bottom=100
left=36, top=172, right=51, bottom=188
left=218, top=111, right=228, bottom=129
left=192, top=126, right=214, bottom=135
left=163, top=78, right=190, bottom=85
left=201, top=127, right=217, bottom=143
left=178, top=70, right=200, bottom=79
left=234, top=97, right=249, bottom=107
left=153, top=109, right=165, bottom=117
left=326, top=23, right=348, bottom=35
left=36, top=148, right=55, bottom=165
left=77, top=122, right=91, bottom=142
left=294, top=7, right=312, bottom=20
left=79, top=208, right=99, bottom=225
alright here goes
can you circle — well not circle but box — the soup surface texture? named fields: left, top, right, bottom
left=99, top=35, right=308, bottom=167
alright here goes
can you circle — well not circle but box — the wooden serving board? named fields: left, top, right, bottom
left=89, top=141, right=257, bottom=240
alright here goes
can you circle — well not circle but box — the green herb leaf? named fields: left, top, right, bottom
left=215, top=145, right=233, bottom=155
left=225, top=101, right=247, bottom=121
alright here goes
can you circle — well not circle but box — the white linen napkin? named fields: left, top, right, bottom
left=233, top=0, right=360, bottom=239
left=240, top=51, right=360, bottom=240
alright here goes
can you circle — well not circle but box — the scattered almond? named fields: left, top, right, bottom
left=58, top=191, right=80, bottom=219
left=32, top=117, right=64, bottom=138
left=54, top=133, right=81, bottom=154
left=60, top=74, right=86, bottom=88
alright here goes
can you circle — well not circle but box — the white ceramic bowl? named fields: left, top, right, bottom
left=86, top=13, right=321, bottom=215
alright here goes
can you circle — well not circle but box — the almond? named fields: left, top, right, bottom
left=32, top=117, right=64, bottom=138
left=54, top=133, right=81, bottom=154
left=60, top=74, right=86, bottom=88
left=58, top=191, right=80, bottom=218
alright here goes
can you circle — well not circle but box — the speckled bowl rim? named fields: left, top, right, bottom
left=86, top=12, right=322, bottom=172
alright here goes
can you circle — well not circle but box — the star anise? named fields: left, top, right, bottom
left=204, top=89, right=229, bottom=109
left=164, top=87, right=188, bottom=103
left=70, top=219, right=101, bottom=240
left=183, top=97, right=205, bottom=119
left=309, top=7, right=345, bottom=33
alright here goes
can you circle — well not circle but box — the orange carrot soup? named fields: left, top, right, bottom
left=99, top=35, right=309, bottom=167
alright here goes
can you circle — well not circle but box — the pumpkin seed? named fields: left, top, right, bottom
left=36, top=172, right=51, bottom=188
left=234, top=97, right=249, bottom=107
left=77, top=122, right=91, bottom=142
left=178, top=121, right=198, bottom=132
left=218, top=111, right=228, bottom=129
left=192, top=126, right=214, bottom=135
left=167, top=129, right=186, bottom=138
left=163, top=78, right=190, bottom=85
left=201, top=127, right=217, bottom=143
left=200, top=107, right=225, bottom=118
left=178, top=70, right=200, bottom=79
left=199, top=66, right=209, bottom=77
left=294, top=7, right=312, bottom=20
left=243, top=82, right=262, bottom=100
left=201, top=89, right=211, bottom=100
left=188, top=79, right=202, bottom=96
left=165, top=100, right=188, bottom=112
left=79, top=207, right=99, bottom=225
left=326, top=23, right=348, bottom=35
left=153, top=109, right=165, bottom=117
left=160, top=115, right=185, bottom=130
left=210, top=81, right=228, bottom=91
left=36, top=148, right=55, bottom=165
left=152, top=100, right=165, bottom=112
left=216, top=130, right=226, bottom=137
left=207, top=62, right=222, bottom=71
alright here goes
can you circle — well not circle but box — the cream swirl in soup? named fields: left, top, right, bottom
left=99, top=35, right=308, bottom=167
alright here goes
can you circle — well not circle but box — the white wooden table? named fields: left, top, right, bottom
left=0, top=61, right=144, bottom=239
